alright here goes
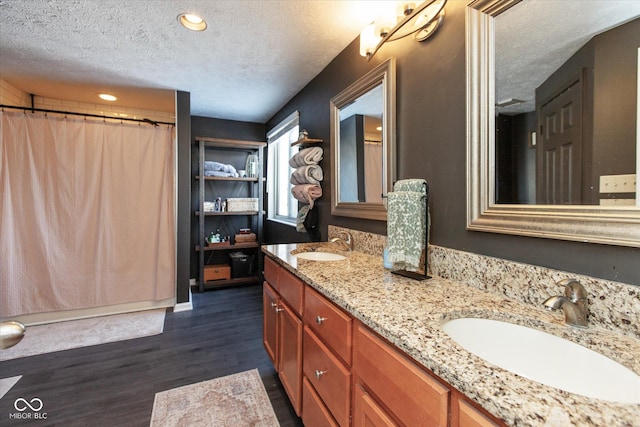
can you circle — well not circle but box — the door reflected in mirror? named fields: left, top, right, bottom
left=331, top=57, right=396, bottom=221
left=493, top=1, right=639, bottom=206
left=466, top=0, right=640, bottom=247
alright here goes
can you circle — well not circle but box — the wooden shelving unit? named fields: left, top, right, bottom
left=196, top=136, right=266, bottom=292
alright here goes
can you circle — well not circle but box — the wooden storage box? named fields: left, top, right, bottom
left=234, top=232, right=256, bottom=243
left=204, top=264, right=231, bottom=281
left=227, top=197, right=259, bottom=212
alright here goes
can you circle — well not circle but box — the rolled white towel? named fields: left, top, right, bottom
left=290, top=165, right=323, bottom=185
left=289, top=147, right=323, bottom=168
left=291, top=184, right=322, bottom=208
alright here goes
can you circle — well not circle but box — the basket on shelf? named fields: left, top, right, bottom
left=227, top=197, right=259, bottom=212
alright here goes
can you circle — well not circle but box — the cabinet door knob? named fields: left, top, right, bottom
left=275, top=307, right=284, bottom=312
left=271, top=302, right=278, bottom=308
left=316, top=316, right=327, bottom=325
left=314, top=370, right=326, bottom=379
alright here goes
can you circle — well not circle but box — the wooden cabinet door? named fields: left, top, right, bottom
left=353, top=384, right=398, bottom=427
left=279, top=302, right=303, bottom=416
left=263, top=282, right=279, bottom=365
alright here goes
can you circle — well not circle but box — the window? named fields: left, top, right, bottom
left=267, top=111, right=299, bottom=226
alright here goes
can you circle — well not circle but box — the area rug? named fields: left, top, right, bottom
left=149, top=369, right=279, bottom=427
left=0, top=309, right=166, bottom=361
left=0, top=375, right=22, bottom=399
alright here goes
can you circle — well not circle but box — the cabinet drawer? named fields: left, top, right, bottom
left=304, top=286, right=352, bottom=365
left=353, top=383, right=398, bottom=427
left=354, top=324, right=449, bottom=427
left=280, top=267, right=303, bottom=315
left=302, top=376, right=339, bottom=427
left=457, top=399, right=501, bottom=427
left=303, top=327, right=351, bottom=427
left=203, top=264, right=230, bottom=281
left=264, top=256, right=279, bottom=287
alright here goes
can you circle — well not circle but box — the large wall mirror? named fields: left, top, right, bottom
left=331, top=57, right=396, bottom=221
left=467, top=0, right=640, bottom=247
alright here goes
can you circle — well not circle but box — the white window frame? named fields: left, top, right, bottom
left=267, top=111, right=299, bottom=226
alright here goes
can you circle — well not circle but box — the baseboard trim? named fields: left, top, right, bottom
left=173, top=287, right=193, bottom=312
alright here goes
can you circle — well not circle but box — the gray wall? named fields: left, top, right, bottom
left=176, top=91, right=191, bottom=303
left=265, top=1, right=639, bottom=285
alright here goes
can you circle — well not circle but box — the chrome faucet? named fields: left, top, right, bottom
left=330, top=230, right=354, bottom=251
left=543, top=278, right=588, bottom=328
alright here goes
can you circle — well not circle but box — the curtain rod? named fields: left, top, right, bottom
left=0, top=104, right=175, bottom=126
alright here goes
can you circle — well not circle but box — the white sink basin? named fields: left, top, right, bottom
left=292, top=251, right=346, bottom=261
left=442, top=317, right=640, bottom=404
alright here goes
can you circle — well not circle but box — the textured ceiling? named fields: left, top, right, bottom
left=495, top=0, right=640, bottom=115
left=0, top=0, right=390, bottom=122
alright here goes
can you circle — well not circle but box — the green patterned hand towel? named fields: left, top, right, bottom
left=387, top=190, right=426, bottom=272
left=394, top=179, right=427, bottom=194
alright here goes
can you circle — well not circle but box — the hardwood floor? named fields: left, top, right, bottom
left=0, top=284, right=303, bottom=427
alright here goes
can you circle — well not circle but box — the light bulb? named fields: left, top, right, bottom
left=359, top=23, right=379, bottom=57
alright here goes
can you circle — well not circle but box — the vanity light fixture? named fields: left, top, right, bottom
left=98, top=93, right=117, bottom=102
left=496, top=98, right=525, bottom=108
left=178, top=13, right=207, bottom=31
left=360, top=0, right=447, bottom=60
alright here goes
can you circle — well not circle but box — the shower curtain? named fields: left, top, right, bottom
left=0, top=111, right=176, bottom=317
left=365, top=143, right=383, bottom=203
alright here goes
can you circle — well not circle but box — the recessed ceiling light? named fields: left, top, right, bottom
left=98, top=93, right=117, bottom=101
left=178, top=13, right=207, bottom=31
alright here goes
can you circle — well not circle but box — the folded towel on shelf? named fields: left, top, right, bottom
left=289, top=147, right=323, bottom=168
left=291, top=184, right=322, bottom=208
left=204, top=170, right=238, bottom=177
left=204, top=161, right=239, bottom=177
left=290, top=165, right=324, bottom=185
left=387, top=188, right=426, bottom=272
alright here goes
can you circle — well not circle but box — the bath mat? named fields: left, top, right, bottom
left=0, top=309, right=165, bottom=361
left=0, top=376, right=22, bottom=399
left=150, top=369, right=279, bottom=427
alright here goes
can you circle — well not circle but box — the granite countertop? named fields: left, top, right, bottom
left=262, top=243, right=640, bottom=427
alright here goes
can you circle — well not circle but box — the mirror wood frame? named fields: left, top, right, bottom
left=331, top=57, right=396, bottom=221
left=466, top=0, right=640, bottom=247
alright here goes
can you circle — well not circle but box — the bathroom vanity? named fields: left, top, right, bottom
left=262, top=238, right=640, bottom=426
